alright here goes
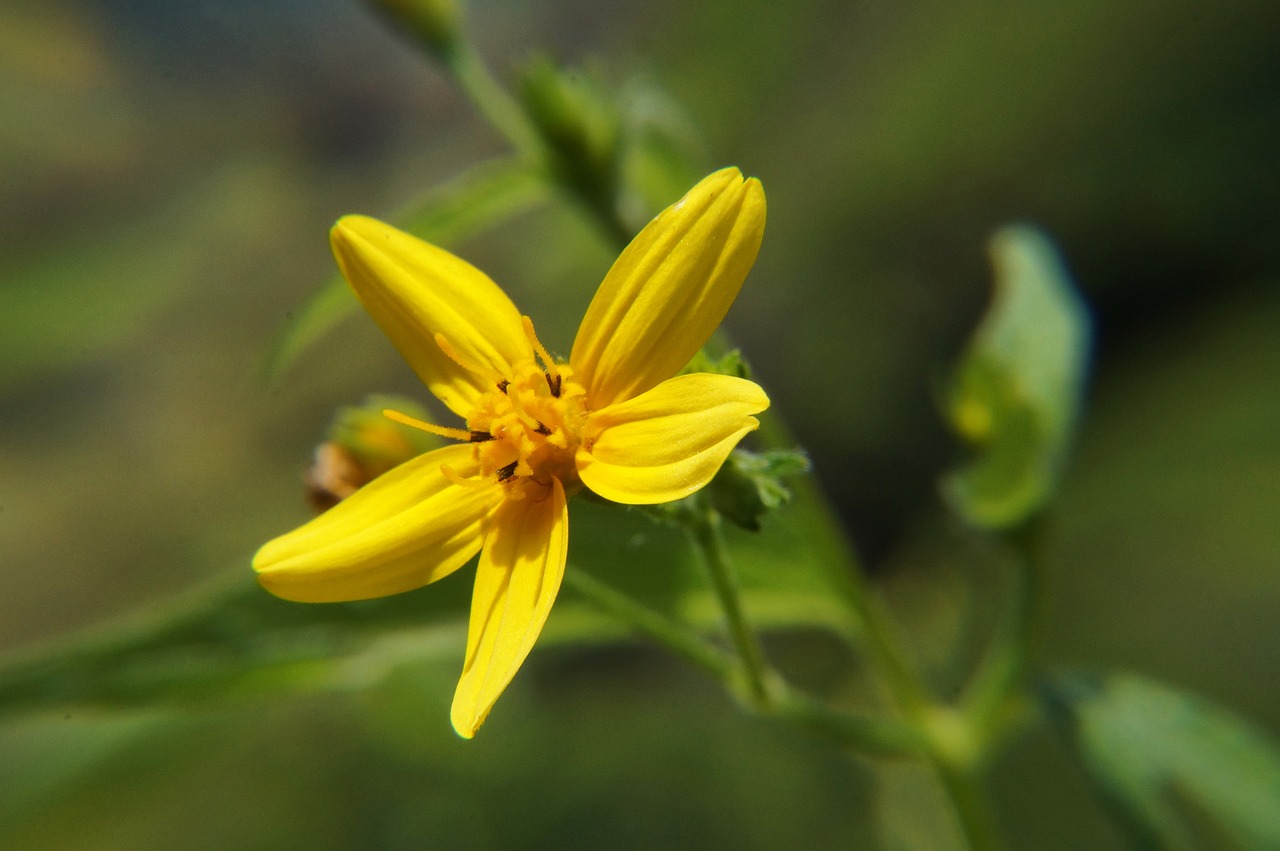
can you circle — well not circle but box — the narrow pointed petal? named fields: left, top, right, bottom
left=570, top=168, right=766, bottom=410
left=575, top=374, right=769, bottom=505
left=451, top=477, right=568, bottom=738
left=331, top=216, right=533, bottom=417
left=254, top=444, right=502, bottom=602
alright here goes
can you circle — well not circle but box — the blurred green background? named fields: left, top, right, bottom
left=2, top=0, right=1278, bottom=847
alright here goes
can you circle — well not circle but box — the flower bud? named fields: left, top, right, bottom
left=519, top=58, right=620, bottom=207
left=305, top=395, right=440, bottom=511
left=365, top=0, right=462, bottom=60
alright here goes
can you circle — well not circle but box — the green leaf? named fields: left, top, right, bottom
left=517, top=58, right=620, bottom=215
left=942, top=225, right=1091, bottom=529
left=261, top=159, right=552, bottom=379
left=1043, top=670, right=1280, bottom=850
left=707, top=448, right=811, bottom=532
left=0, top=473, right=861, bottom=716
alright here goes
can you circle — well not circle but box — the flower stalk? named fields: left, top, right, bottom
left=962, top=517, right=1048, bottom=749
left=683, top=505, right=774, bottom=711
left=317, top=13, right=1049, bottom=848
left=562, top=569, right=734, bottom=683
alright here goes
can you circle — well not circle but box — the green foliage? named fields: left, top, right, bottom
left=0, top=475, right=859, bottom=717
left=324, top=394, right=438, bottom=467
left=707, top=448, right=811, bottom=533
left=365, top=0, right=462, bottom=60
left=1043, top=671, right=1280, bottom=850
left=681, top=347, right=753, bottom=380
left=262, top=159, right=551, bottom=379
left=942, top=225, right=1092, bottom=529
left=518, top=58, right=621, bottom=217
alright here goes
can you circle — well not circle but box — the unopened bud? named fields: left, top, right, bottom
left=305, top=395, right=441, bottom=511
left=366, top=0, right=462, bottom=60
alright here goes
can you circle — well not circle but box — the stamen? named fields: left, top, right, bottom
left=496, top=461, right=518, bottom=481
left=382, top=409, right=471, bottom=443
left=441, top=464, right=493, bottom=489
left=469, top=430, right=494, bottom=443
left=533, top=423, right=552, bottom=436
left=521, top=316, right=562, bottom=384
left=503, top=388, right=545, bottom=433
left=545, top=372, right=562, bottom=398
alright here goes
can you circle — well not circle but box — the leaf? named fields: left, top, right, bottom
left=873, top=763, right=967, bottom=851
left=1043, top=670, right=1280, bottom=850
left=941, top=225, right=1092, bottom=529
left=261, top=159, right=552, bottom=379
left=706, top=448, right=811, bottom=533
left=0, top=472, right=861, bottom=716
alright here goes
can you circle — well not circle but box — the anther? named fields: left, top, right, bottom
left=545, top=371, right=562, bottom=398
left=382, top=409, right=471, bottom=442
left=497, top=461, right=518, bottom=481
left=533, top=423, right=552, bottom=436
left=522, top=315, right=563, bottom=387
left=469, top=430, right=494, bottom=443
left=497, top=379, right=510, bottom=393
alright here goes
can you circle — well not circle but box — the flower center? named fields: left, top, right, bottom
left=466, top=358, right=587, bottom=490
left=384, top=317, right=587, bottom=497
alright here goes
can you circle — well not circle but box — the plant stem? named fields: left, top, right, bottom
left=842, top=567, right=932, bottom=718
left=417, top=19, right=1013, bottom=847
left=773, top=688, right=929, bottom=759
left=442, top=44, right=545, bottom=160
left=935, top=760, right=1005, bottom=851
left=962, top=518, right=1047, bottom=743
left=686, top=508, right=773, bottom=710
left=562, top=569, right=733, bottom=682
left=566, top=567, right=927, bottom=759
left=451, top=43, right=642, bottom=251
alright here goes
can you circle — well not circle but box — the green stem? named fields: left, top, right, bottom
left=562, top=569, right=733, bottom=682
left=936, top=760, right=1005, bottom=851
left=364, top=1, right=540, bottom=157
left=686, top=508, right=773, bottom=710
left=842, top=566, right=931, bottom=717
left=566, top=567, right=925, bottom=759
left=962, top=518, right=1047, bottom=742
left=442, top=43, right=545, bottom=159
left=773, top=688, right=929, bottom=759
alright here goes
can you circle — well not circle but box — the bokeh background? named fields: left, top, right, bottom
left=2, top=0, right=1278, bottom=847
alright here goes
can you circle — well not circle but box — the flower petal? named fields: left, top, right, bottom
left=254, top=444, right=502, bottom=602
left=575, top=374, right=769, bottom=505
left=331, top=216, right=533, bottom=417
left=570, top=168, right=766, bottom=410
left=451, top=477, right=568, bottom=738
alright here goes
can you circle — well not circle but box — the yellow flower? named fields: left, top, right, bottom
left=253, top=168, right=769, bottom=737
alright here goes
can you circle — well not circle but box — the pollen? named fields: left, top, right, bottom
left=467, top=358, right=587, bottom=490
left=387, top=318, right=588, bottom=492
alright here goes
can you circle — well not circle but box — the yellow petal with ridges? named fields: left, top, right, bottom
left=575, top=374, right=769, bottom=505
left=331, top=216, right=533, bottom=417
left=254, top=444, right=502, bottom=602
left=451, top=477, right=568, bottom=738
left=570, top=168, right=766, bottom=410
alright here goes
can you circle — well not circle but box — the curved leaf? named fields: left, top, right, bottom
left=942, top=225, right=1092, bottom=529
left=1044, top=670, right=1280, bottom=850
